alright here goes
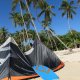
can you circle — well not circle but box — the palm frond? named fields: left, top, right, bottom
left=38, top=10, right=45, bottom=17
left=71, top=6, right=77, bottom=9
left=27, top=0, right=32, bottom=6
left=50, top=11, right=56, bottom=16
left=20, top=1, right=26, bottom=10
left=59, top=0, right=76, bottom=19
left=62, top=10, right=66, bottom=17
left=12, top=0, right=19, bottom=11
left=71, top=9, right=76, bottom=15
left=70, top=0, right=74, bottom=5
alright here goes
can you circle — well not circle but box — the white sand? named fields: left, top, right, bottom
left=31, top=48, right=80, bottom=80
left=56, top=62, right=80, bottom=80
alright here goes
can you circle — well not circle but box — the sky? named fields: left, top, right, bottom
left=0, top=0, right=80, bottom=35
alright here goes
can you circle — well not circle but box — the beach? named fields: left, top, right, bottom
left=56, top=62, right=80, bottom=80
left=31, top=48, right=80, bottom=80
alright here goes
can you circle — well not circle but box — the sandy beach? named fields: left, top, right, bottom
left=31, top=48, right=80, bottom=80
left=56, top=62, right=80, bottom=80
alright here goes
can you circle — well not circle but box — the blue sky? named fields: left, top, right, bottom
left=0, top=0, right=80, bottom=35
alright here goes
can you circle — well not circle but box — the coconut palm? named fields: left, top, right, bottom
left=24, top=0, right=41, bottom=40
left=12, top=0, right=40, bottom=40
left=59, top=0, right=77, bottom=48
left=27, top=30, right=36, bottom=40
left=37, top=0, right=55, bottom=29
left=12, top=0, right=26, bottom=11
left=13, top=31, right=27, bottom=51
left=59, top=0, right=77, bottom=34
left=11, top=0, right=29, bottom=50
left=0, top=27, right=8, bottom=44
left=10, top=12, right=35, bottom=29
left=45, top=29, right=58, bottom=50
left=10, top=12, right=23, bottom=27
left=34, top=0, right=68, bottom=49
left=66, top=30, right=80, bottom=48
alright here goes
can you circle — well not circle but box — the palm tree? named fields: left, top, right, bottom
left=24, top=0, right=41, bottom=40
left=11, top=0, right=28, bottom=50
left=37, top=0, right=55, bottom=29
left=59, top=0, right=77, bottom=48
left=45, top=29, right=58, bottom=50
left=66, top=30, right=80, bottom=48
left=10, top=12, right=23, bottom=27
left=48, top=28, right=68, bottom=49
left=59, top=0, right=77, bottom=34
left=27, top=30, right=36, bottom=40
left=35, top=0, right=68, bottom=49
left=0, top=27, right=8, bottom=44
left=12, top=0, right=26, bottom=11
left=12, top=0, right=40, bottom=40
left=11, top=0, right=33, bottom=51
left=10, top=12, right=36, bottom=35
left=13, top=31, right=22, bottom=46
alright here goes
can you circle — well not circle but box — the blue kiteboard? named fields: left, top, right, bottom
left=32, top=65, right=59, bottom=80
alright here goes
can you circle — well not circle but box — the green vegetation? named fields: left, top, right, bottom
left=0, top=27, right=80, bottom=52
left=0, top=0, right=80, bottom=52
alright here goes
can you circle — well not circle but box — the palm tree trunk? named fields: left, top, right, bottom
left=47, top=31, right=58, bottom=51
left=19, top=2, right=29, bottom=39
left=48, top=28, right=68, bottom=49
left=22, top=31, right=26, bottom=51
left=47, top=32, right=53, bottom=50
left=68, top=18, right=76, bottom=48
left=19, top=32, right=22, bottom=50
left=25, top=0, right=40, bottom=40
left=53, top=38, right=58, bottom=51
left=68, top=18, right=72, bottom=34
left=19, top=1, right=30, bottom=51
